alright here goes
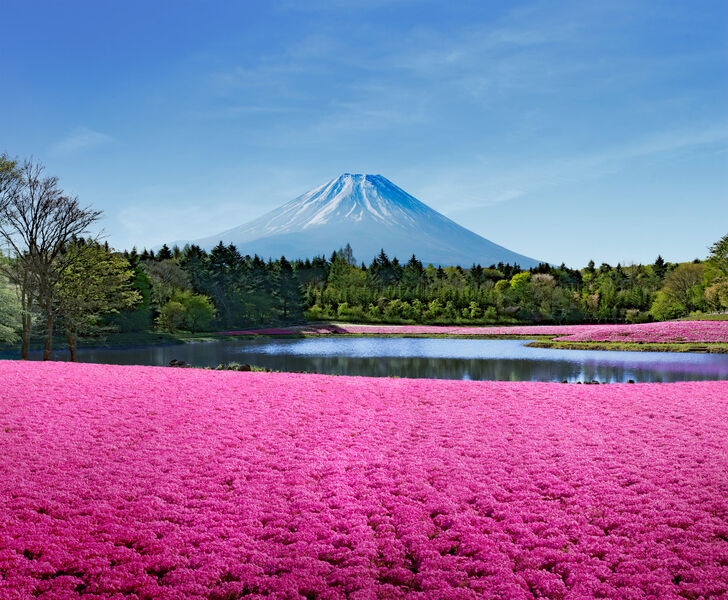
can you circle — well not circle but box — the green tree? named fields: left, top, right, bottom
left=156, top=300, right=186, bottom=333
left=0, top=253, right=21, bottom=344
left=156, top=289, right=216, bottom=333
left=56, top=240, right=140, bottom=361
left=650, top=262, right=705, bottom=320
left=178, top=289, right=216, bottom=332
left=142, top=259, right=191, bottom=308
left=0, top=159, right=102, bottom=359
left=706, top=232, right=728, bottom=281
left=653, top=255, right=667, bottom=279
left=275, top=257, right=302, bottom=321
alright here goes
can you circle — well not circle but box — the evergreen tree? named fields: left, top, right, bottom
left=157, top=244, right=172, bottom=261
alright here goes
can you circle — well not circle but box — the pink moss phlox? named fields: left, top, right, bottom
left=1, top=361, right=727, bottom=598
left=219, top=320, right=728, bottom=343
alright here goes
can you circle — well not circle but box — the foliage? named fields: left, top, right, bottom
left=115, top=233, right=728, bottom=329
left=156, top=289, right=216, bottom=333
left=0, top=158, right=102, bottom=359
left=649, top=262, right=706, bottom=320
left=156, top=300, right=186, bottom=333
left=0, top=256, right=21, bottom=344
left=55, top=239, right=141, bottom=360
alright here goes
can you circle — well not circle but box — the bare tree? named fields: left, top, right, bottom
left=0, top=158, right=102, bottom=359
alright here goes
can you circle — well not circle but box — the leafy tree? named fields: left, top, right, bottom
left=156, top=300, right=186, bottom=333
left=157, top=289, right=216, bottom=333
left=0, top=253, right=21, bottom=344
left=509, top=272, right=531, bottom=298
left=705, top=281, right=728, bottom=311
left=55, top=240, right=140, bottom=361
left=650, top=262, right=705, bottom=320
left=142, top=259, right=191, bottom=308
left=0, top=159, right=101, bottom=359
left=706, top=232, right=728, bottom=281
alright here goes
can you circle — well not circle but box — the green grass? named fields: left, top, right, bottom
left=680, top=313, right=728, bottom=321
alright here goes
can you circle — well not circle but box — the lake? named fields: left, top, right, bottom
left=11, top=337, right=728, bottom=383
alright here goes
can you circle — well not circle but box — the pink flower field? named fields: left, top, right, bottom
left=1, top=361, right=727, bottom=599
left=220, top=320, right=728, bottom=344
left=551, top=321, right=728, bottom=344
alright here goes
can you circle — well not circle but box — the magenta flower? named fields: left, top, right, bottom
left=1, top=361, right=726, bottom=598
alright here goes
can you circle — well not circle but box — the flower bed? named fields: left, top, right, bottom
left=1, top=362, right=727, bottom=599
left=220, top=320, right=728, bottom=344
left=551, top=320, right=728, bottom=344
left=218, top=324, right=599, bottom=337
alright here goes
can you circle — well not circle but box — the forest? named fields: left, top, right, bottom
left=2, top=155, right=727, bottom=360
left=116, top=237, right=728, bottom=331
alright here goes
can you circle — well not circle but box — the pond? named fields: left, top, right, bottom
left=10, top=337, right=728, bottom=383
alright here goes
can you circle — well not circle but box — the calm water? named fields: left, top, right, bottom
left=10, top=337, right=728, bottom=383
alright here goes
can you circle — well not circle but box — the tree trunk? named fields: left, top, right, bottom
left=21, top=313, right=31, bottom=360
left=43, top=312, right=53, bottom=361
left=66, top=329, right=77, bottom=362
left=20, top=283, right=32, bottom=360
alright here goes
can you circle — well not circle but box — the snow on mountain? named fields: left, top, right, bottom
left=188, top=174, right=542, bottom=267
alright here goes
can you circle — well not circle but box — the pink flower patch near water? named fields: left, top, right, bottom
left=220, top=320, right=728, bottom=343
left=218, top=324, right=598, bottom=337
left=551, top=320, right=728, bottom=344
left=1, top=361, right=727, bottom=599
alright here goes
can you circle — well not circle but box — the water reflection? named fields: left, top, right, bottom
left=8, top=337, right=728, bottom=383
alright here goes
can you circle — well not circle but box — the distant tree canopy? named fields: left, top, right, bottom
left=104, top=232, right=728, bottom=333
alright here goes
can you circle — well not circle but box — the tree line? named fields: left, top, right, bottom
left=2, top=155, right=727, bottom=360
left=299, top=242, right=728, bottom=325
left=115, top=235, right=728, bottom=334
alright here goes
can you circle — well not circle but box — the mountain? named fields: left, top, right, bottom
left=188, top=174, right=542, bottom=268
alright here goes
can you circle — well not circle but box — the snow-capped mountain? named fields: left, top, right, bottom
left=189, top=174, right=542, bottom=267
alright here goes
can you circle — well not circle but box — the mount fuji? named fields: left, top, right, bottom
left=189, top=174, right=542, bottom=268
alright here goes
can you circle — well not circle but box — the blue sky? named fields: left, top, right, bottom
left=1, top=0, right=726, bottom=267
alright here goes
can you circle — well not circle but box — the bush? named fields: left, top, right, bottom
left=483, top=306, right=498, bottom=321
left=305, top=304, right=326, bottom=320
left=337, top=302, right=350, bottom=318
left=625, top=309, right=650, bottom=324
left=156, top=301, right=186, bottom=332
left=177, top=290, right=216, bottom=332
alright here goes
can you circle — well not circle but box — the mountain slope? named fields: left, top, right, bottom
left=190, top=174, right=542, bottom=267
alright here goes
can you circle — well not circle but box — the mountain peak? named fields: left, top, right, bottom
left=188, top=174, right=542, bottom=267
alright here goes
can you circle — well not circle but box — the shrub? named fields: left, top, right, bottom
left=625, top=309, right=650, bottom=324
left=156, top=301, right=186, bottom=332
left=304, top=304, right=325, bottom=320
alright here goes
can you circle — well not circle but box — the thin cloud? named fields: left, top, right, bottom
left=413, top=124, right=728, bottom=214
left=51, top=127, right=114, bottom=155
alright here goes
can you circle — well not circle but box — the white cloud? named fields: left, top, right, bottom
left=50, top=127, right=114, bottom=155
